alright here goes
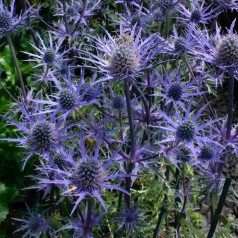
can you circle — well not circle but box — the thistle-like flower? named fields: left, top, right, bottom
left=152, top=68, right=204, bottom=107
left=115, top=206, right=145, bottom=237
left=155, top=102, right=221, bottom=146
left=0, top=98, right=78, bottom=169
left=157, top=25, right=197, bottom=57
left=80, top=24, right=159, bottom=81
left=177, top=0, right=220, bottom=25
left=13, top=204, right=52, bottom=238
left=31, top=71, right=102, bottom=120
left=0, top=0, right=36, bottom=36
left=23, top=32, right=69, bottom=69
left=193, top=19, right=238, bottom=70
left=37, top=137, right=129, bottom=215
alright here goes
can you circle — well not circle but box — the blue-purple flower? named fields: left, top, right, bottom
left=80, top=24, right=159, bottom=81
left=36, top=136, right=129, bottom=215
left=13, top=204, right=52, bottom=238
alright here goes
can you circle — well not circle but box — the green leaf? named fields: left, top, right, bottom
left=180, top=218, right=203, bottom=238
left=219, top=215, right=231, bottom=228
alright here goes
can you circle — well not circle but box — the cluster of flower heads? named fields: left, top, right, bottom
left=1, top=0, right=238, bottom=237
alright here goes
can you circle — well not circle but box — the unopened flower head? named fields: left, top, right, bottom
left=72, top=157, right=104, bottom=193
left=167, top=82, right=183, bottom=101
left=112, top=95, right=126, bottom=111
left=109, top=34, right=139, bottom=76
left=176, top=146, right=192, bottom=162
left=215, top=34, right=238, bottom=67
left=199, top=145, right=214, bottom=161
left=176, top=120, right=195, bottom=142
left=28, top=121, right=59, bottom=152
left=59, top=89, right=76, bottom=110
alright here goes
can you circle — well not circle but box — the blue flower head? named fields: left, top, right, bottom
left=80, top=24, right=159, bottom=81
left=13, top=204, right=52, bottom=238
left=0, top=0, right=36, bottom=36
left=36, top=135, right=129, bottom=215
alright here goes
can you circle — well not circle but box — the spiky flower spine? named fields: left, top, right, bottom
left=190, top=9, right=202, bottom=23
left=0, top=11, right=12, bottom=31
left=174, top=37, right=186, bottom=55
left=200, top=145, right=214, bottom=161
left=72, top=157, right=104, bottom=192
left=109, top=34, right=139, bottom=75
left=215, top=34, right=238, bottom=67
left=167, top=83, right=183, bottom=101
left=43, top=48, right=56, bottom=64
left=59, top=89, right=76, bottom=110
left=112, top=95, right=126, bottom=110
left=28, top=121, right=59, bottom=152
left=176, top=120, right=195, bottom=142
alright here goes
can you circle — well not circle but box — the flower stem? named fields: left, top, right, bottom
left=123, top=78, right=136, bottom=209
left=207, top=178, right=231, bottom=238
left=6, top=32, right=27, bottom=102
left=124, top=79, right=136, bottom=159
left=226, top=68, right=234, bottom=140
left=183, top=54, right=221, bottom=131
left=0, top=81, right=18, bottom=103
left=85, top=197, right=93, bottom=232
left=153, top=204, right=168, bottom=238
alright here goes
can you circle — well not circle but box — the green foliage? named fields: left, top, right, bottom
left=0, top=182, right=19, bottom=223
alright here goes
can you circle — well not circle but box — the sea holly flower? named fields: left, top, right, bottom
left=31, top=71, right=102, bottom=120
left=152, top=68, right=204, bottom=107
left=56, top=207, right=106, bottom=238
left=0, top=98, right=78, bottom=169
left=193, top=19, right=238, bottom=71
left=115, top=206, right=145, bottom=237
left=13, top=204, right=52, bottom=238
left=154, top=102, right=222, bottom=147
left=80, top=24, right=159, bottom=81
left=157, top=25, right=197, bottom=57
left=54, top=0, right=101, bottom=29
left=177, top=0, right=220, bottom=25
left=37, top=136, right=129, bottom=215
left=0, top=0, right=36, bottom=36
left=23, top=32, right=69, bottom=70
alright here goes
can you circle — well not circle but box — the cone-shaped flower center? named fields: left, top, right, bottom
left=215, top=34, right=238, bottom=67
left=29, top=121, right=58, bottom=152
left=59, top=89, right=76, bottom=110
left=80, top=83, right=95, bottom=102
left=190, top=9, right=202, bottom=23
left=176, top=146, right=191, bottom=162
left=0, top=11, right=12, bottom=31
left=72, top=158, right=103, bottom=192
left=174, top=37, right=186, bottom=55
left=112, top=95, right=125, bottom=110
left=109, top=34, right=139, bottom=75
left=167, top=83, right=183, bottom=101
left=200, top=145, right=214, bottom=160
left=43, top=48, right=56, bottom=64
left=176, top=120, right=195, bottom=142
